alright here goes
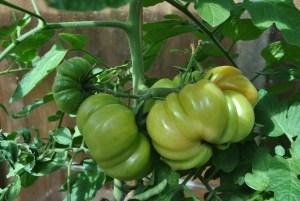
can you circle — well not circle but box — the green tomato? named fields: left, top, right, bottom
left=77, top=93, right=152, bottom=180
left=224, top=90, right=255, bottom=142
left=143, top=78, right=177, bottom=113
left=52, top=57, right=92, bottom=114
left=204, top=66, right=258, bottom=105
left=146, top=66, right=257, bottom=170
left=146, top=80, right=227, bottom=170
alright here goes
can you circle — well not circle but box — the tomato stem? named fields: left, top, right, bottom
left=127, top=0, right=145, bottom=98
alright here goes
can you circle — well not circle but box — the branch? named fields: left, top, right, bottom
left=46, top=21, right=129, bottom=31
left=166, top=0, right=238, bottom=68
left=0, top=0, right=46, bottom=24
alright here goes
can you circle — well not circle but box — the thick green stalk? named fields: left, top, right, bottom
left=111, top=2, right=145, bottom=199
left=127, top=0, right=145, bottom=95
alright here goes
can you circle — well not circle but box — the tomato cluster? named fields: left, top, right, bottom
left=53, top=58, right=257, bottom=180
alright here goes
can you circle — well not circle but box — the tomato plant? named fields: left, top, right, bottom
left=1, top=0, right=300, bottom=201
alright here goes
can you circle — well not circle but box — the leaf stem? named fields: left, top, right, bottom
left=166, top=0, right=238, bottom=68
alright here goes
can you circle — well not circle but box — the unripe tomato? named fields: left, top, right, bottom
left=52, top=57, right=92, bottom=114
left=77, top=93, right=152, bottom=180
left=143, top=78, right=178, bottom=113
left=146, top=66, right=257, bottom=170
left=204, top=66, right=258, bottom=105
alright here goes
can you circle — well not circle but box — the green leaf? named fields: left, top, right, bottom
left=271, top=102, right=300, bottom=138
left=45, top=0, right=132, bottom=11
left=10, top=44, right=68, bottom=102
left=195, top=0, right=234, bottom=27
left=0, top=141, right=18, bottom=164
left=212, top=145, right=239, bottom=173
left=59, top=33, right=88, bottom=49
left=11, top=30, right=54, bottom=63
left=52, top=127, right=72, bottom=145
left=244, top=0, right=300, bottom=47
left=246, top=149, right=300, bottom=201
left=290, top=137, right=300, bottom=174
left=31, top=150, right=67, bottom=176
left=150, top=161, right=182, bottom=201
left=0, top=24, right=17, bottom=41
left=255, top=89, right=300, bottom=138
left=154, top=161, right=179, bottom=186
left=222, top=17, right=263, bottom=41
left=20, top=171, right=38, bottom=187
left=62, top=159, right=106, bottom=201
left=1, top=94, right=53, bottom=119
left=12, top=94, right=54, bottom=119
left=262, top=41, right=300, bottom=66
left=244, top=171, right=270, bottom=191
left=0, top=14, right=32, bottom=45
